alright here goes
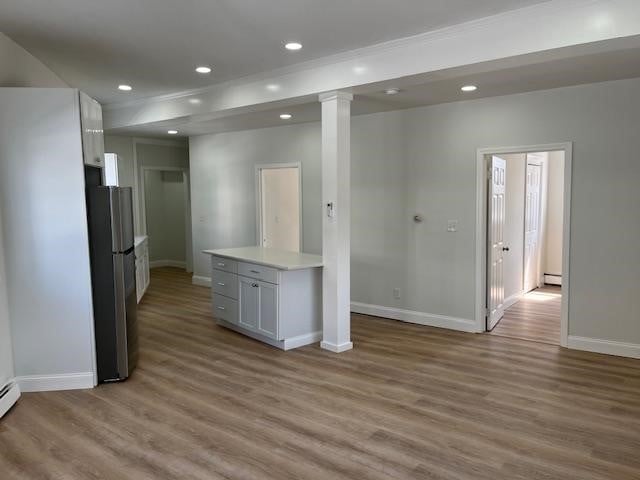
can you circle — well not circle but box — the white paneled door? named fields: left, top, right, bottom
left=487, top=156, right=506, bottom=331
left=524, top=161, right=543, bottom=293
left=259, top=166, right=301, bottom=252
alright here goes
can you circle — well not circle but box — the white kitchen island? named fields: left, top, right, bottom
left=203, top=247, right=323, bottom=350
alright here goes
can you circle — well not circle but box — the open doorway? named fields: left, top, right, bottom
left=141, top=167, right=191, bottom=271
left=478, top=145, right=570, bottom=346
left=256, top=163, right=302, bottom=252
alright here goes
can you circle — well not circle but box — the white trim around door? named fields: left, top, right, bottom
left=475, top=142, right=573, bottom=348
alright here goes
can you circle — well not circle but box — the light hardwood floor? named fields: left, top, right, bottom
left=489, top=286, right=562, bottom=345
left=1, top=268, right=639, bottom=479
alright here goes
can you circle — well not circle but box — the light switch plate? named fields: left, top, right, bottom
left=447, top=220, right=458, bottom=232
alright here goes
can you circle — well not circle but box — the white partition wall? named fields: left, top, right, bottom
left=0, top=209, right=14, bottom=390
left=0, top=88, right=96, bottom=391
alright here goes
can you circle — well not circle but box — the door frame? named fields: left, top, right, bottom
left=139, top=166, right=192, bottom=272
left=475, top=143, right=572, bottom=347
left=254, top=162, right=303, bottom=251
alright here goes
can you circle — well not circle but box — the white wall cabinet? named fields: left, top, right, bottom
left=205, top=248, right=322, bottom=350
left=135, top=236, right=150, bottom=303
left=79, top=91, right=104, bottom=168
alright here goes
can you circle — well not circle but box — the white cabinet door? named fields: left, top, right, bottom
left=238, top=276, right=279, bottom=339
left=257, top=280, right=278, bottom=339
left=79, top=92, right=104, bottom=167
left=239, top=276, right=259, bottom=331
left=135, top=258, right=143, bottom=303
left=143, top=250, right=150, bottom=292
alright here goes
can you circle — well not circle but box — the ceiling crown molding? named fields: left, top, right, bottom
left=104, top=0, right=640, bottom=130
left=103, top=0, right=591, bottom=112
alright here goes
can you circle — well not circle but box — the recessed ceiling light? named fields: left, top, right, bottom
left=195, top=66, right=212, bottom=74
left=384, top=88, right=400, bottom=95
left=167, top=130, right=178, bottom=135
left=284, top=42, right=302, bottom=51
left=279, top=114, right=292, bottom=120
left=118, top=84, right=132, bottom=91
left=461, top=85, right=478, bottom=92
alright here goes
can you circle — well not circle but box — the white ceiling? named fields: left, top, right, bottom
left=106, top=44, right=640, bottom=138
left=0, top=0, right=549, bottom=104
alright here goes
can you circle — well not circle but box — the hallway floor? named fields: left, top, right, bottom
left=489, top=286, right=562, bottom=345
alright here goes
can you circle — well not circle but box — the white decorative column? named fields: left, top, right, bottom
left=319, top=91, right=353, bottom=353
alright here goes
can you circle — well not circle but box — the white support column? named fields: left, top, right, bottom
left=319, top=91, right=353, bottom=353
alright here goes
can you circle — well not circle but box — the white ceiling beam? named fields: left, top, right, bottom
left=104, top=0, right=640, bottom=130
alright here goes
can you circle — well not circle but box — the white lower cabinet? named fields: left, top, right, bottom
left=208, top=254, right=322, bottom=350
left=238, top=277, right=278, bottom=339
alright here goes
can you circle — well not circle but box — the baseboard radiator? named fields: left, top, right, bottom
left=0, top=381, right=21, bottom=419
left=544, top=273, right=562, bottom=286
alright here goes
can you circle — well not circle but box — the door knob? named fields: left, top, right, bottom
left=502, top=246, right=510, bottom=252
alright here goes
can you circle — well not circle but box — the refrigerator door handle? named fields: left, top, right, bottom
left=113, top=254, right=129, bottom=378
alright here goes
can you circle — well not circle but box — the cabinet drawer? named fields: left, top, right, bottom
left=211, top=255, right=237, bottom=274
left=238, top=262, right=278, bottom=284
left=212, top=293, right=238, bottom=324
left=212, top=270, right=238, bottom=300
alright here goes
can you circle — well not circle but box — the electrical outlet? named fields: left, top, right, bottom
left=393, top=288, right=401, bottom=299
left=447, top=220, right=458, bottom=232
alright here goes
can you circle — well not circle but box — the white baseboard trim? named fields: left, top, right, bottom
left=283, top=331, right=322, bottom=350
left=320, top=341, right=354, bottom=353
left=150, top=260, right=186, bottom=269
left=568, top=336, right=640, bottom=359
left=192, top=275, right=212, bottom=287
left=504, top=291, right=524, bottom=310
left=16, top=372, right=95, bottom=393
left=0, top=381, right=21, bottom=418
left=351, top=302, right=477, bottom=333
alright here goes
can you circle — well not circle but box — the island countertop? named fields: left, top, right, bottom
left=203, top=246, right=323, bottom=271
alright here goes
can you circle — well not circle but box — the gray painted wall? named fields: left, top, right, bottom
left=189, top=122, right=322, bottom=275
left=104, top=136, right=192, bottom=271
left=104, top=135, right=135, bottom=188
left=190, top=77, right=640, bottom=346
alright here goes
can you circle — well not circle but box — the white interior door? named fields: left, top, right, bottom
left=259, top=166, right=301, bottom=252
left=524, top=161, right=542, bottom=293
left=487, top=156, right=507, bottom=331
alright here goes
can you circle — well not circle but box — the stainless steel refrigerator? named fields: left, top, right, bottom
left=86, top=186, right=138, bottom=383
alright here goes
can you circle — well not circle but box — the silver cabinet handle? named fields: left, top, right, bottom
left=217, top=306, right=226, bottom=310
left=250, top=270, right=260, bottom=274
left=217, top=282, right=226, bottom=286
left=252, top=283, right=259, bottom=288
left=217, top=262, right=225, bottom=267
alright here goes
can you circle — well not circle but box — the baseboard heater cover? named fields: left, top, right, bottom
left=544, top=273, right=562, bottom=286
left=0, top=381, right=21, bottom=419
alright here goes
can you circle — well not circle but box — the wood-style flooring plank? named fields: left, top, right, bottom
left=0, top=269, right=638, bottom=479
left=490, top=286, right=562, bottom=345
